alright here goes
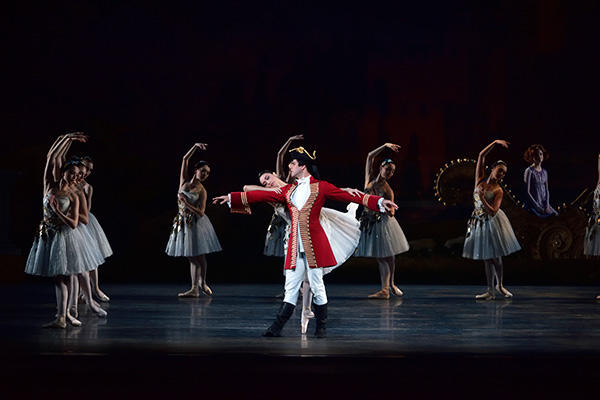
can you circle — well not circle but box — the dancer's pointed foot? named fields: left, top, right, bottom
left=301, top=308, right=314, bottom=335
left=495, top=285, right=513, bottom=298
left=391, top=285, right=404, bottom=297
left=178, top=287, right=200, bottom=298
left=475, top=291, right=495, bottom=301
left=66, top=313, right=82, bottom=327
left=69, top=305, right=78, bottom=319
left=89, top=301, right=107, bottom=317
left=43, top=316, right=66, bottom=329
left=94, top=288, right=110, bottom=302
left=201, top=284, right=213, bottom=296
left=368, top=288, right=390, bottom=300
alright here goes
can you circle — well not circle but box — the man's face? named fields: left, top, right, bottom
left=288, top=159, right=305, bottom=179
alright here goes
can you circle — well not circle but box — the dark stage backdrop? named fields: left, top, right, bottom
left=2, top=1, right=599, bottom=283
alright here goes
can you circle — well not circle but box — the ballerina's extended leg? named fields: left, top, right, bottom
left=300, top=278, right=314, bottom=334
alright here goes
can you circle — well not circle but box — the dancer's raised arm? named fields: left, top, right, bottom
left=180, top=143, right=206, bottom=188
left=276, top=134, right=303, bottom=180
left=365, top=143, right=400, bottom=189
left=475, top=140, right=509, bottom=187
left=52, top=133, right=87, bottom=182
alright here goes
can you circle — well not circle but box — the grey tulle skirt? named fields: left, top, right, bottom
left=355, top=214, right=409, bottom=258
left=263, top=213, right=287, bottom=257
left=166, top=214, right=222, bottom=257
left=86, top=212, right=113, bottom=259
left=584, top=218, right=600, bottom=256
left=462, top=209, right=521, bottom=260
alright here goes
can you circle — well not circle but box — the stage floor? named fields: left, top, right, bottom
left=3, top=283, right=600, bottom=398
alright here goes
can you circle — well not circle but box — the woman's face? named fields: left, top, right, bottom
left=64, top=166, right=80, bottom=184
left=533, top=149, right=544, bottom=164
left=195, top=165, right=211, bottom=181
left=380, top=163, right=396, bottom=180
left=492, top=165, right=507, bottom=182
left=77, top=165, right=88, bottom=182
left=83, top=161, right=93, bottom=178
left=259, top=172, right=279, bottom=188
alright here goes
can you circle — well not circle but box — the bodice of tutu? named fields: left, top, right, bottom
left=471, top=189, right=495, bottom=220
left=593, top=187, right=600, bottom=216
left=178, top=190, right=200, bottom=212
left=42, top=194, right=69, bottom=224
left=360, top=181, right=394, bottom=231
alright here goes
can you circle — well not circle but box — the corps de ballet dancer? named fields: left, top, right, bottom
left=245, top=137, right=363, bottom=334
left=25, top=133, right=105, bottom=328
left=166, top=143, right=222, bottom=297
left=462, top=140, right=521, bottom=300
left=42, top=134, right=108, bottom=319
left=523, top=144, right=558, bottom=217
left=355, top=143, right=410, bottom=299
left=214, top=146, right=398, bottom=337
left=584, top=154, right=600, bottom=300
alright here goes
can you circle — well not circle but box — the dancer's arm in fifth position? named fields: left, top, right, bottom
left=365, top=143, right=401, bottom=189
left=180, top=143, right=207, bottom=189
left=276, top=134, right=304, bottom=182
left=475, top=140, right=509, bottom=188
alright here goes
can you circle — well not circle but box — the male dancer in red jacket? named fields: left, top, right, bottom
left=213, top=147, right=398, bottom=337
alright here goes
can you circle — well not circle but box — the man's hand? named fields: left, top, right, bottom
left=382, top=199, right=398, bottom=212
left=212, top=195, right=229, bottom=205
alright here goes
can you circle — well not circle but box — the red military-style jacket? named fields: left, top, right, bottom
left=230, top=176, right=383, bottom=270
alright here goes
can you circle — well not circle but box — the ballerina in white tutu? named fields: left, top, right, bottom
left=166, top=143, right=222, bottom=297
left=25, top=133, right=105, bottom=328
left=462, top=140, right=521, bottom=300
left=584, top=154, right=600, bottom=300
left=355, top=143, right=409, bottom=299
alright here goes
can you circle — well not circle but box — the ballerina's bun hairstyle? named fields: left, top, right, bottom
left=257, top=170, right=276, bottom=179
left=491, top=160, right=508, bottom=169
left=381, top=158, right=395, bottom=167
left=194, top=160, right=209, bottom=170
left=523, top=144, right=549, bottom=164
left=61, top=159, right=83, bottom=173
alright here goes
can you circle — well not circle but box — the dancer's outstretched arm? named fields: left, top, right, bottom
left=44, top=136, right=68, bottom=190
left=180, top=143, right=206, bottom=188
left=243, top=185, right=282, bottom=193
left=276, top=134, right=303, bottom=181
left=321, top=181, right=398, bottom=213
left=476, top=140, right=509, bottom=187
left=365, top=143, right=400, bottom=189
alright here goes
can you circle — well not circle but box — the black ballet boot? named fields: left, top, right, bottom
left=263, top=302, right=295, bottom=337
left=313, top=303, right=327, bottom=338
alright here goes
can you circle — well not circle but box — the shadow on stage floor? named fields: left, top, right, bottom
left=2, top=283, right=600, bottom=398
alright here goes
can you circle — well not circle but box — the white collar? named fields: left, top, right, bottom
left=296, top=176, right=311, bottom=185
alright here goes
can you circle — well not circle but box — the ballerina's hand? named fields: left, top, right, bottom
left=382, top=199, right=399, bottom=212
left=272, top=187, right=282, bottom=194
left=194, top=143, right=208, bottom=150
left=289, top=134, right=304, bottom=141
left=342, top=188, right=364, bottom=197
left=212, top=195, right=229, bottom=205
left=494, top=140, right=510, bottom=148
left=385, top=143, right=401, bottom=152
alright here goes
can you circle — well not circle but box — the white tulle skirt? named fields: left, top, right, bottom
left=166, top=213, right=222, bottom=257
left=86, top=212, right=113, bottom=259
left=355, top=213, right=409, bottom=258
left=462, top=209, right=521, bottom=260
left=584, top=217, right=600, bottom=256
left=25, top=223, right=103, bottom=277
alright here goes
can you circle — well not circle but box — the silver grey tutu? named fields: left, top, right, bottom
left=462, top=209, right=521, bottom=260
left=86, top=212, right=113, bottom=259
left=584, top=216, right=600, bottom=256
left=263, top=212, right=287, bottom=257
left=166, top=213, right=222, bottom=257
left=355, top=213, right=410, bottom=258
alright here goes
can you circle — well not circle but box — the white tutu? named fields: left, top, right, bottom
left=584, top=187, right=600, bottom=256
left=462, top=208, right=521, bottom=260
left=86, top=212, right=113, bottom=259
left=166, top=190, right=222, bottom=257
left=25, top=195, right=102, bottom=277
left=355, top=213, right=409, bottom=258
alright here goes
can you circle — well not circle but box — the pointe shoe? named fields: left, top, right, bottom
left=201, top=284, right=213, bottom=296
left=495, top=285, right=513, bottom=299
left=95, top=290, right=110, bottom=302
left=66, top=314, right=82, bottom=327
left=368, top=288, right=390, bottom=300
left=391, top=285, right=404, bottom=297
left=93, top=307, right=107, bottom=318
left=43, top=316, right=66, bottom=329
left=475, top=291, right=495, bottom=301
left=178, top=287, right=200, bottom=298
left=301, top=309, right=314, bottom=335
left=69, top=306, right=78, bottom=319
